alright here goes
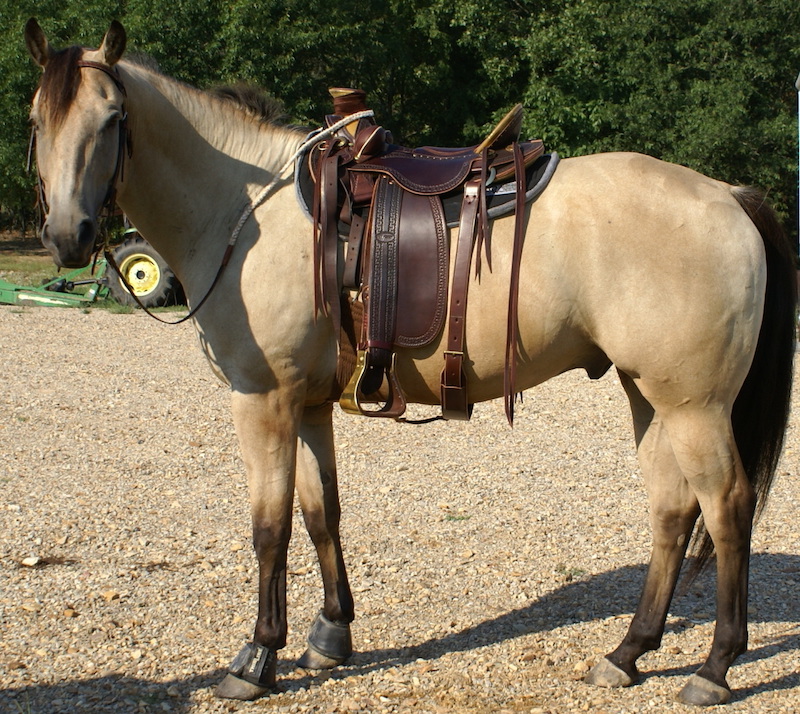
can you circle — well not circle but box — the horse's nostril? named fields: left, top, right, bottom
left=77, top=219, right=96, bottom=246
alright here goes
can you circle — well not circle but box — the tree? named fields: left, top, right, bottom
left=1, top=0, right=798, bottom=245
left=520, top=0, right=800, bottom=228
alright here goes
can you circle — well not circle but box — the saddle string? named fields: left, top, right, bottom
left=503, top=142, right=528, bottom=426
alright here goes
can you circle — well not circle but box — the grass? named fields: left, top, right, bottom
left=555, top=563, right=588, bottom=581
left=13, top=693, right=32, bottom=714
left=0, top=253, right=58, bottom=287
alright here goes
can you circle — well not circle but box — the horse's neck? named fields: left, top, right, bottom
left=115, top=63, right=303, bottom=279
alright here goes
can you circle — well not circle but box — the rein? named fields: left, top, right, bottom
left=32, top=58, right=373, bottom=324
left=103, top=110, right=375, bottom=325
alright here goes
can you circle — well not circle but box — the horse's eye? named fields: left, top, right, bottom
left=103, top=113, right=121, bottom=132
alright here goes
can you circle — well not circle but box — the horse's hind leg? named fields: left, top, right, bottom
left=294, top=403, right=354, bottom=670
left=590, top=369, right=755, bottom=705
left=660, top=405, right=755, bottom=706
left=588, top=372, right=700, bottom=689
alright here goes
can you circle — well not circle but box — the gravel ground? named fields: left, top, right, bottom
left=1, top=306, right=798, bottom=714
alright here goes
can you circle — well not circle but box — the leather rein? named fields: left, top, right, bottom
left=29, top=60, right=231, bottom=325
left=30, top=61, right=373, bottom=325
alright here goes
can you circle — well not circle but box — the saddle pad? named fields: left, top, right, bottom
left=441, top=152, right=560, bottom=226
left=294, top=145, right=560, bottom=229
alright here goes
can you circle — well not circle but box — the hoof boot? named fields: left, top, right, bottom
left=216, top=642, right=277, bottom=700
left=585, top=658, right=636, bottom=688
left=296, top=611, right=352, bottom=670
left=678, top=674, right=731, bottom=706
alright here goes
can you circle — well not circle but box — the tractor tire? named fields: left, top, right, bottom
left=107, top=236, right=184, bottom=308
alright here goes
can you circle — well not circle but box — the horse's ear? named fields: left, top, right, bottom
left=25, top=18, right=53, bottom=68
left=98, top=20, right=126, bottom=66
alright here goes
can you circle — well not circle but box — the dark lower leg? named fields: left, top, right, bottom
left=253, top=522, right=291, bottom=647
left=297, top=406, right=354, bottom=624
left=605, top=508, right=697, bottom=679
left=694, top=532, right=751, bottom=688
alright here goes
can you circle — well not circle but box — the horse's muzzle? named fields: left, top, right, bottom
left=42, top=218, right=97, bottom=268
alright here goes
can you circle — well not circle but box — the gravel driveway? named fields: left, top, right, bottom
left=1, top=306, right=798, bottom=713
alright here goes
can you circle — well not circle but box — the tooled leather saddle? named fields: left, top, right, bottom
left=307, top=88, right=554, bottom=423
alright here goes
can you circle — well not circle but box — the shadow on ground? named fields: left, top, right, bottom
left=1, top=552, right=797, bottom=712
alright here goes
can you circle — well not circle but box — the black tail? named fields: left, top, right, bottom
left=690, top=186, right=797, bottom=575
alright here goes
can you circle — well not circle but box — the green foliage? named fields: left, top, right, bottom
left=521, top=0, right=800, bottom=223
left=1, top=0, right=798, bottom=242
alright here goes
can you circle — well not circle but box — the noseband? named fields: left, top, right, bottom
left=29, top=60, right=133, bottom=242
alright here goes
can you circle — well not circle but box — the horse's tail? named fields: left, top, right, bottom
left=689, top=185, right=797, bottom=575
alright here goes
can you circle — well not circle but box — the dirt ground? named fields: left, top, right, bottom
left=0, top=305, right=798, bottom=714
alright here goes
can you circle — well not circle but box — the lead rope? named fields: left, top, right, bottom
left=112, top=110, right=375, bottom=325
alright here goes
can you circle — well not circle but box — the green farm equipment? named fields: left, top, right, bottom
left=0, top=259, right=111, bottom=307
left=1, top=231, right=184, bottom=309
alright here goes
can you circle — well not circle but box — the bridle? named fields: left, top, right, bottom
left=75, top=60, right=133, bottom=221
left=28, top=60, right=132, bottom=242
left=28, top=59, right=375, bottom=325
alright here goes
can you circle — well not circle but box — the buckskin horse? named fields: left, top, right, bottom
left=24, top=19, right=796, bottom=706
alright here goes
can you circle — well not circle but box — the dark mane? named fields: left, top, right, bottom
left=211, top=84, right=286, bottom=125
left=36, top=48, right=289, bottom=130
left=37, top=45, right=84, bottom=128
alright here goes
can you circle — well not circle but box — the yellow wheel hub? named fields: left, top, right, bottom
left=118, top=253, right=161, bottom=296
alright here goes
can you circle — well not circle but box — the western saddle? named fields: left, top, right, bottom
left=309, top=88, right=545, bottom=423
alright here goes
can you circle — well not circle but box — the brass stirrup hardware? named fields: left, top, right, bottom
left=339, top=350, right=407, bottom=418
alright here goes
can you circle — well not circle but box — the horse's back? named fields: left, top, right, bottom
left=396, top=152, right=766, bottom=406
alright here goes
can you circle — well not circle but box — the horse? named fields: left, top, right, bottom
left=24, top=19, right=796, bottom=706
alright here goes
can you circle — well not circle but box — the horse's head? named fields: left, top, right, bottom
left=25, top=18, right=127, bottom=268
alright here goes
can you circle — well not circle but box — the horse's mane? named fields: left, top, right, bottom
left=123, top=53, right=288, bottom=127
left=210, top=84, right=286, bottom=125
left=36, top=46, right=292, bottom=133
left=124, top=51, right=161, bottom=72
left=36, top=45, right=83, bottom=128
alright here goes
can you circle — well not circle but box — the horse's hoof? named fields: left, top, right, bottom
left=297, top=646, right=345, bottom=670
left=585, top=657, right=636, bottom=688
left=297, top=611, right=352, bottom=670
left=678, top=674, right=731, bottom=706
left=215, top=673, right=272, bottom=701
left=216, top=642, right=277, bottom=700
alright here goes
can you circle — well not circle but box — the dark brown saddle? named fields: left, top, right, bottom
left=309, top=88, right=545, bottom=423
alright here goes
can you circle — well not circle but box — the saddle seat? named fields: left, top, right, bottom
left=311, top=89, right=546, bottom=423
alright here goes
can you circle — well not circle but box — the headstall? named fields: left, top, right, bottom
left=28, top=60, right=132, bottom=243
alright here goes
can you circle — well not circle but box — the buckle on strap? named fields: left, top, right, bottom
left=227, top=643, right=277, bottom=687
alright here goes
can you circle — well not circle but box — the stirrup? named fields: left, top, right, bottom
left=339, top=350, right=407, bottom=418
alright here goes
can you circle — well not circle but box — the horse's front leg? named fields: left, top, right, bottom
left=216, top=389, right=302, bottom=701
left=295, top=403, right=355, bottom=670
